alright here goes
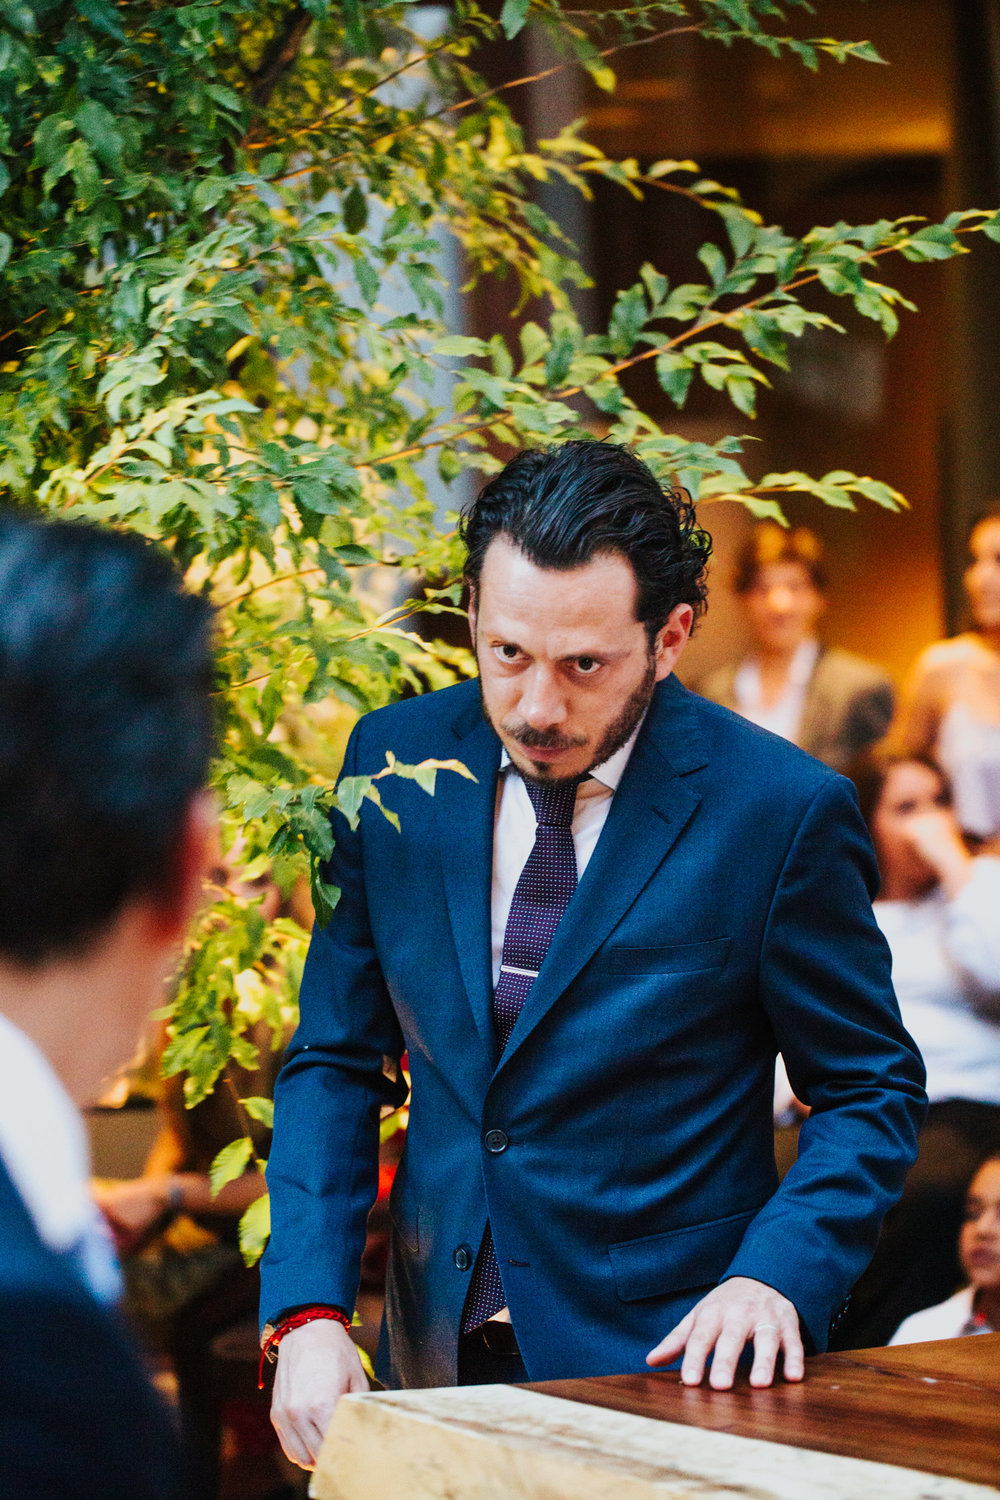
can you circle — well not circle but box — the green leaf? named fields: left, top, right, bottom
left=209, top=1136, right=253, bottom=1197
left=697, top=242, right=728, bottom=288
left=655, top=352, right=694, bottom=407
left=343, top=184, right=368, bottom=235
left=334, top=775, right=368, bottom=829
left=726, top=372, right=762, bottom=417
left=241, top=1096, right=274, bottom=1129
left=0, top=232, right=11, bottom=274
left=355, top=257, right=379, bottom=305
left=238, top=1193, right=271, bottom=1267
left=74, top=98, right=124, bottom=171
left=608, top=284, right=647, bottom=356
left=500, top=0, right=531, bottom=40
left=432, top=335, right=489, bottom=357
left=193, top=177, right=229, bottom=213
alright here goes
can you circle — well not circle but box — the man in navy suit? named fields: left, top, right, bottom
left=262, top=442, right=926, bottom=1469
left=0, top=516, right=215, bottom=1498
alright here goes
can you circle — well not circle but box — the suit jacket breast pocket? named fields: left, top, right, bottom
left=609, top=1207, right=759, bottom=1302
left=591, top=936, right=731, bottom=977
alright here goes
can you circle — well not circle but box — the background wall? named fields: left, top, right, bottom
left=471, top=0, right=1000, bottom=692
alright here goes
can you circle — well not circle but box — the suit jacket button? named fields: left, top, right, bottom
left=484, top=1129, right=508, bottom=1154
left=454, top=1244, right=473, bottom=1272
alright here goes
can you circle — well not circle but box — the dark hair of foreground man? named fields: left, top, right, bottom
left=0, top=512, right=215, bottom=1500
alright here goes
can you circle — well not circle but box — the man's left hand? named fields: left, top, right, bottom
left=646, top=1276, right=804, bottom=1389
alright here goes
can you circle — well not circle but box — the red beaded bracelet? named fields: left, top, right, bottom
left=258, top=1305, right=352, bottom=1387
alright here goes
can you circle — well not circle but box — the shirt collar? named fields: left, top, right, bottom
left=786, top=637, right=821, bottom=687
left=0, top=1009, right=93, bottom=1252
left=734, top=638, right=820, bottom=703
left=498, top=714, right=644, bottom=793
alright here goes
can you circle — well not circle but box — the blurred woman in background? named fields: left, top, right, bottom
left=897, top=510, right=1000, bottom=842
left=699, top=522, right=894, bottom=771
left=890, top=1155, right=1000, bottom=1344
left=831, top=751, right=1000, bottom=1349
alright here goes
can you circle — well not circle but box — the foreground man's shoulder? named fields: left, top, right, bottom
left=688, top=688, right=837, bottom=788
left=353, top=677, right=480, bottom=746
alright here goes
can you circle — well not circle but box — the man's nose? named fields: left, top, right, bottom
left=519, top=665, right=567, bottom=727
left=767, top=587, right=795, bottom=611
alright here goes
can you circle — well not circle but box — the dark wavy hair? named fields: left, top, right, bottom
left=0, top=514, right=216, bottom=965
left=459, top=441, right=712, bottom=641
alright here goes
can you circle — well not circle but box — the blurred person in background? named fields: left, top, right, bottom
left=895, top=509, right=1000, bottom=843
left=890, top=1155, right=1000, bottom=1344
left=831, top=751, right=1000, bottom=1350
left=699, top=522, right=894, bottom=772
left=94, top=850, right=291, bottom=1500
left=0, top=515, right=214, bottom=1499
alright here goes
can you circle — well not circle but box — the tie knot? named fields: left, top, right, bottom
left=523, top=775, right=580, bottom=828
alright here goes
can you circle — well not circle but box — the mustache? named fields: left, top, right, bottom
left=501, top=721, right=587, bottom=751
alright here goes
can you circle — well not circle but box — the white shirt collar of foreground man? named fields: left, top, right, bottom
left=0, top=1009, right=120, bottom=1302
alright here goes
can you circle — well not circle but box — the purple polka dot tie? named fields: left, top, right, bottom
left=461, top=775, right=580, bottom=1333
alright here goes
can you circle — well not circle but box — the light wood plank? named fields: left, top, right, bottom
left=310, top=1384, right=998, bottom=1500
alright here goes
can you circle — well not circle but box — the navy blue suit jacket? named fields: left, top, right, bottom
left=0, top=1155, right=184, bottom=1498
left=261, top=675, right=926, bottom=1387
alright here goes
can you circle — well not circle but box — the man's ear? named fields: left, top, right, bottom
left=149, top=790, right=217, bottom=945
left=652, top=603, right=694, bottom=681
left=467, top=584, right=478, bottom=647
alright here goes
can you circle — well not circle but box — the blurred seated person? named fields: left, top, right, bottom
left=895, top=509, right=1000, bottom=842
left=831, top=751, right=1000, bottom=1349
left=95, top=854, right=289, bottom=1500
left=0, top=514, right=214, bottom=1498
left=698, top=522, right=894, bottom=771
left=890, top=1155, right=1000, bottom=1344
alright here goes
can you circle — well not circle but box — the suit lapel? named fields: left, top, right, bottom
left=496, top=676, right=707, bottom=1070
left=435, top=692, right=503, bottom=1065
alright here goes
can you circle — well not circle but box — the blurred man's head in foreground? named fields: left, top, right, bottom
left=0, top=514, right=216, bottom=1100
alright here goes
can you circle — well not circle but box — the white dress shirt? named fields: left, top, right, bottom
left=0, top=1010, right=121, bottom=1302
left=733, top=638, right=820, bottom=744
left=874, top=857, right=1000, bottom=1106
left=890, top=1286, right=993, bottom=1344
left=490, top=726, right=641, bottom=987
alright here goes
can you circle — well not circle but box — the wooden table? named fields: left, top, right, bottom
left=311, top=1336, right=1000, bottom=1499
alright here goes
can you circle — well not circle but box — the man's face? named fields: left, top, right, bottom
left=469, top=537, right=692, bottom=783
left=742, top=561, right=824, bottom=655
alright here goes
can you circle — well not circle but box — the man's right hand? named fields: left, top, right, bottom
left=269, top=1319, right=369, bottom=1469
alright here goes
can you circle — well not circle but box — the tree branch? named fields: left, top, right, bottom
left=248, top=4, right=314, bottom=111
left=271, top=21, right=702, bottom=176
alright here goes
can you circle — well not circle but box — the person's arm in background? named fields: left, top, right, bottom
left=892, top=647, right=946, bottom=756
left=261, top=719, right=407, bottom=1469
left=896, top=803, right=1000, bottom=993
left=94, top=1116, right=268, bottom=1245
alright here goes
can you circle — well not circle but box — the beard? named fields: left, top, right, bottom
left=478, top=651, right=658, bottom=785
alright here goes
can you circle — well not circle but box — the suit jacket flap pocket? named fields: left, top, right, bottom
left=609, top=1207, right=758, bottom=1302
left=594, top=937, right=731, bottom=976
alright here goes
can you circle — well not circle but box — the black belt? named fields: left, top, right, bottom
left=461, top=1320, right=520, bottom=1356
